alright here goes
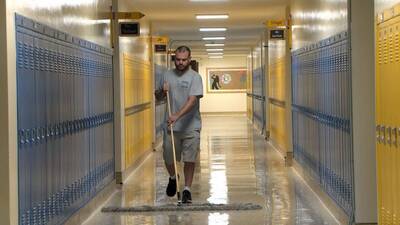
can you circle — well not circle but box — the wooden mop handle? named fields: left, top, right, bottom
left=166, top=90, right=181, bottom=203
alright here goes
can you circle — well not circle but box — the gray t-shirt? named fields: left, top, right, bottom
left=158, top=68, right=203, bottom=132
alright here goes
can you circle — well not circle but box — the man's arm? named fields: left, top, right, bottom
left=155, top=81, right=169, bottom=101
left=168, top=96, right=198, bottom=126
left=155, top=88, right=166, bottom=101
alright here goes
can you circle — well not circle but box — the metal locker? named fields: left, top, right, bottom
left=16, top=14, right=115, bottom=225
left=291, top=31, right=353, bottom=216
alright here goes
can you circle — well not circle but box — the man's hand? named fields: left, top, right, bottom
left=163, top=82, right=169, bottom=93
left=167, top=113, right=179, bottom=127
left=155, top=82, right=170, bottom=101
left=167, top=96, right=197, bottom=128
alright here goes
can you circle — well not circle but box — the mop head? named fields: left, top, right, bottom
left=102, top=203, right=262, bottom=213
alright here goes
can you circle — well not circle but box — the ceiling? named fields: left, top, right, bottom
left=121, top=0, right=289, bottom=57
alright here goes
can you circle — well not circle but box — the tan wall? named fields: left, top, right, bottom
left=10, top=0, right=112, bottom=47
left=291, top=0, right=348, bottom=50
left=268, top=39, right=288, bottom=153
left=196, top=56, right=247, bottom=113
left=376, top=0, right=400, bottom=12
left=1, top=1, right=16, bottom=224
left=123, top=54, right=153, bottom=169
left=118, top=19, right=154, bottom=173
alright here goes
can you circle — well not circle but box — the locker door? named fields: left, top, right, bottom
left=376, top=14, right=400, bottom=225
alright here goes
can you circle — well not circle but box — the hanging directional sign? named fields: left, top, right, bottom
left=270, top=29, right=284, bottom=39
left=119, top=22, right=140, bottom=36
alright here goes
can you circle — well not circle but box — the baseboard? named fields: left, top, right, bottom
left=293, top=160, right=350, bottom=225
left=285, top=151, right=293, bottom=167
left=264, top=130, right=270, bottom=140
left=116, top=148, right=153, bottom=184
left=268, top=139, right=293, bottom=167
left=153, top=137, right=163, bottom=151
left=64, top=180, right=117, bottom=225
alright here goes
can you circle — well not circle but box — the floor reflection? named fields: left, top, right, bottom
left=208, top=213, right=229, bottom=225
left=83, top=114, right=339, bottom=225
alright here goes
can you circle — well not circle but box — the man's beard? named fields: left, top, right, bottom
left=176, top=64, right=189, bottom=72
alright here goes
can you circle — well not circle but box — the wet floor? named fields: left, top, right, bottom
left=83, top=114, right=339, bottom=225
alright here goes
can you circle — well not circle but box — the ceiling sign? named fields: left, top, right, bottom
left=266, top=20, right=285, bottom=28
left=270, top=29, right=284, bottom=39
left=119, top=22, right=140, bottom=36
left=155, top=44, right=167, bottom=53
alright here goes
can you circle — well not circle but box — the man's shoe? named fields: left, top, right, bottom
left=182, top=190, right=192, bottom=204
left=166, top=177, right=177, bottom=197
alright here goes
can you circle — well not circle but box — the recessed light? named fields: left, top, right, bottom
left=209, top=56, right=224, bottom=59
left=196, top=14, right=229, bottom=20
left=208, top=52, right=224, bottom=55
left=200, top=27, right=227, bottom=32
left=206, top=48, right=224, bottom=51
left=202, top=37, right=226, bottom=40
left=205, top=43, right=225, bottom=47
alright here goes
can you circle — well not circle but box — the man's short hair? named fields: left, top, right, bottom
left=175, top=46, right=191, bottom=57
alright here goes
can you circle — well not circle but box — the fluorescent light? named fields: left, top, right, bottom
left=208, top=52, right=224, bottom=55
left=206, top=48, right=224, bottom=52
left=205, top=43, right=225, bottom=47
left=191, top=0, right=228, bottom=2
left=203, top=37, right=226, bottom=40
left=200, top=27, right=227, bottom=32
left=209, top=56, right=223, bottom=59
left=196, top=14, right=229, bottom=20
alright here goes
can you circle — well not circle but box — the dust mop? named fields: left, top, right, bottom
left=102, top=91, right=262, bottom=213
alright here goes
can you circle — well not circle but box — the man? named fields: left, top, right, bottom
left=211, top=74, right=221, bottom=90
left=155, top=46, right=203, bottom=203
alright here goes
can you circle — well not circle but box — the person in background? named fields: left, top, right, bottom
left=211, top=74, right=221, bottom=90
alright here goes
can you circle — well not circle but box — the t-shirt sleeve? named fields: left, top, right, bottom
left=189, top=74, right=203, bottom=98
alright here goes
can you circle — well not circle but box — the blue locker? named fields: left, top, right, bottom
left=291, top=32, right=353, bottom=216
left=16, top=14, right=114, bottom=225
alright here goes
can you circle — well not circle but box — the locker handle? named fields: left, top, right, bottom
left=64, top=122, right=69, bottom=135
left=381, top=125, right=386, bottom=144
left=40, top=127, right=45, bottom=141
left=67, top=121, right=72, bottom=134
left=387, top=126, right=392, bottom=145
left=377, top=125, right=382, bottom=143
left=51, top=125, right=56, bottom=137
left=84, top=118, right=89, bottom=128
left=73, top=121, right=78, bottom=132
left=46, top=127, right=51, bottom=138
left=19, top=129, right=25, bottom=145
left=393, top=127, right=398, bottom=147
left=30, top=129, right=36, bottom=144
left=79, top=119, right=84, bottom=130
left=55, top=125, right=60, bottom=136
left=60, top=123, right=65, bottom=136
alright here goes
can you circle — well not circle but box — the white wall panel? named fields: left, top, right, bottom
left=197, top=56, right=247, bottom=113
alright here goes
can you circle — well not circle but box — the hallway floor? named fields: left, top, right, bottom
left=83, top=114, right=339, bottom=225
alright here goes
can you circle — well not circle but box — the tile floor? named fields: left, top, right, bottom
left=83, top=114, right=339, bottom=225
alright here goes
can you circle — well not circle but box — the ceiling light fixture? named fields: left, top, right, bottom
left=191, top=0, right=228, bottom=2
left=209, top=56, right=224, bottom=59
left=202, top=37, right=226, bottom=40
left=205, top=43, right=225, bottom=47
left=208, top=52, right=224, bottom=55
left=200, top=27, right=227, bottom=32
left=206, top=48, right=224, bottom=51
left=196, top=14, right=229, bottom=20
